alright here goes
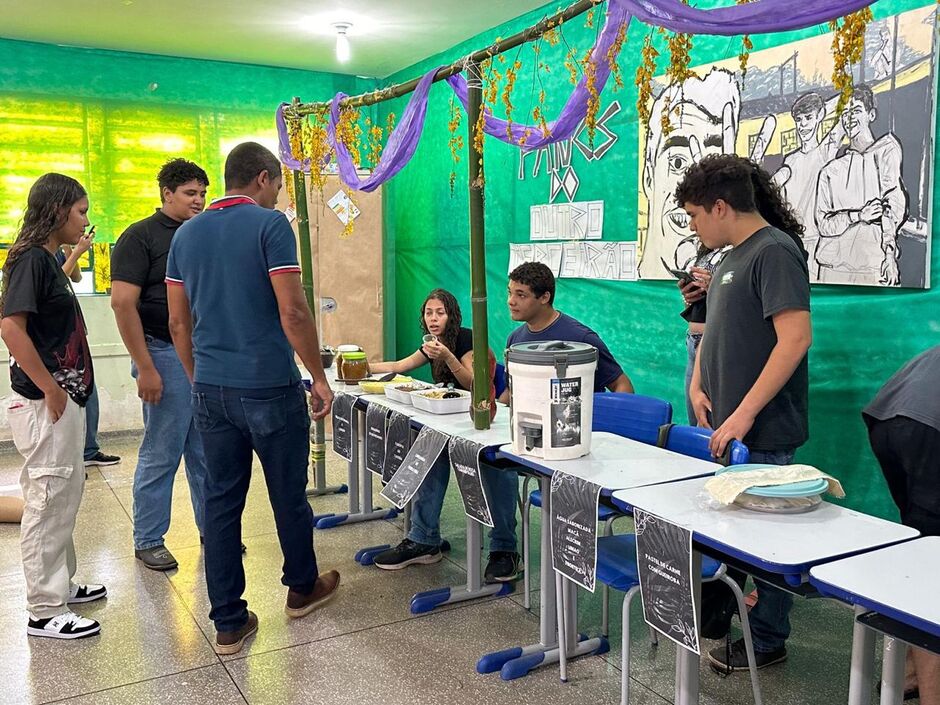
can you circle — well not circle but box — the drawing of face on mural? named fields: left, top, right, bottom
left=638, top=69, right=741, bottom=279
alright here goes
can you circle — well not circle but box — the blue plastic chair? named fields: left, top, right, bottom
left=657, top=423, right=751, bottom=466
left=597, top=534, right=763, bottom=705
left=494, top=362, right=507, bottom=399
left=520, top=392, right=673, bottom=614
left=597, top=425, right=761, bottom=705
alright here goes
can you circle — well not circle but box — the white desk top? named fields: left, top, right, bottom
left=810, top=536, right=937, bottom=637
left=361, top=395, right=512, bottom=450
left=497, top=433, right=719, bottom=490
left=613, top=477, right=919, bottom=576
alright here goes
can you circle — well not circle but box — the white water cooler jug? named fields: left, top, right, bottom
left=506, top=340, right=597, bottom=460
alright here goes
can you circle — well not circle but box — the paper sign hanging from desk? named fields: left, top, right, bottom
left=383, top=411, right=412, bottom=484
left=634, top=508, right=700, bottom=655
left=381, top=426, right=449, bottom=509
left=331, top=393, right=354, bottom=462
left=448, top=437, right=494, bottom=528
left=549, top=472, right=602, bottom=592
left=365, top=403, right=390, bottom=476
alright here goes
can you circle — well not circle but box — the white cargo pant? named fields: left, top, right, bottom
left=7, top=392, right=86, bottom=619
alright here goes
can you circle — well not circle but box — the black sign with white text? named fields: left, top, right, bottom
left=380, top=426, right=449, bottom=509
left=549, top=471, right=602, bottom=592
left=634, top=508, right=699, bottom=655
left=383, top=411, right=412, bottom=484
left=448, top=437, right=493, bottom=527
left=365, top=403, right=390, bottom=476
left=331, top=392, right=354, bottom=462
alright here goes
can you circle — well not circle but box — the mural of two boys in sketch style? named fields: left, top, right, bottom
left=637, top=5, right=935, bottom=288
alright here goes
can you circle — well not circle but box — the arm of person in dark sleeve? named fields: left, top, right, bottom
left=585, top=331, right=634, bottom=393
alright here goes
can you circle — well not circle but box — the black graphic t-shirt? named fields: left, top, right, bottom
left=2, top=246, right=94, bottom=406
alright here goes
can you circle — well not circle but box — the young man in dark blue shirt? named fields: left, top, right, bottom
left=499, top=262, right=634, bottom=403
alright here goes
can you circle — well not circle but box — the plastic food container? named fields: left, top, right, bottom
left=338, top=351, right=369, bottom=381
left=385, top=381, right=434, bottom=405
left=358, top=376, right=411, bottom=395
left=410, top=388, right=471, bottom=414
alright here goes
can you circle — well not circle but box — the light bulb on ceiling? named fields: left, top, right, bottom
left=333, top=22, right=352, bottom=63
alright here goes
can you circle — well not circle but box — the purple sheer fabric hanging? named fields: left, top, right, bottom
left=276, top=0, right=873, bottom=190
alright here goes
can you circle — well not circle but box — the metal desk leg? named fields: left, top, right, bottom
left=316, top=407, right=399, bottom=529
left=410, top=515, right=513, bottom=614
left=848, top=605, right=877, bottom=705
left=479, top=475, right=607, bottom=680
left=306, top=418, right=348, bottom=497
left=879, top=637, right=907, bottom=705
left=675, top=551, right=702, bottom=705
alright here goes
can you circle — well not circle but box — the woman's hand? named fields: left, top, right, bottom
left=679, top=267, right=713, bottom=305
left=422, top=340, right=454, bottom=362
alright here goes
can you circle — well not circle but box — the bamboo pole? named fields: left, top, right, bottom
left=292, top=169, right=328, bottom=477
left=466, top=60, right=490, bottom=431
left=283, top=0, right=604, bottom=117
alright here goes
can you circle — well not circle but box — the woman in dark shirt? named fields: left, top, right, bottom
left=372, top=288, right=494, bottom=391
left=678, top=245, right=725, bottom=424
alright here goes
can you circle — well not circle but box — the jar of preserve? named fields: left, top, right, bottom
left=338, top=351, right=369, bottom=381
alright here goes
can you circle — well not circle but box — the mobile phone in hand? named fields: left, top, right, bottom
left=661, top=257, right=694, bottom=285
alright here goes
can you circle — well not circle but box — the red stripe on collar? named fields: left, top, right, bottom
left=207, top=196, right=256, bottom=210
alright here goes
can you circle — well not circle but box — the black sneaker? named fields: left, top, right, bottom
left=84, top=451, right=120, bottom=467
left=373, top=539, right=442, bottom=570
left=68, top=583, right=107, bottom=604
left=484, top=551, right=522, bottom=583
left=27, top=611, right=101, bottom=640
left=707, top=637, right=787, bottom=673
left=135, top=545, right=178, bottom=571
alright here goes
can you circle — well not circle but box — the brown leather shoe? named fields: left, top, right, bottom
left=215, top=611, right=258, bottom=655
left=285, top=570, right=340, bottom=618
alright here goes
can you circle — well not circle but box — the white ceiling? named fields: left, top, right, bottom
left=0, top=0, right=553, bottom=78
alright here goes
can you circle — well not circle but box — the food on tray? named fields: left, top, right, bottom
left=391, top=383, right=432, bottom=393
left=416, top=389, right=469, bottom=400
left=358, top=376, right=411, bottom=394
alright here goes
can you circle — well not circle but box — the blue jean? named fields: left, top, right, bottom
left=131, top=339, right=208, bottom=550
left=747, top=448, right=797, bottom=653
left=83, top=384, right=99, bottom=460
left=409, top=454, right=518, bottom=552
left=192, top=382, right=317, bottom=633
left=684, top=331, right=704, bottom=425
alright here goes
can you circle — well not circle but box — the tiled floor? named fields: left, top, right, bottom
left=0, top=434, right=892, bottom=704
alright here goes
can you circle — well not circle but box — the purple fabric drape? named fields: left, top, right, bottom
left=276, top=0, right=873, bottom=190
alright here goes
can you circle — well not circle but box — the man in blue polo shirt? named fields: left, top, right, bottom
left=165, top=142, right=338, bottom=656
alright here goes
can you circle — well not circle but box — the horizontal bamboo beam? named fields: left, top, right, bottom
left=283, top=0, right=605, bottom=117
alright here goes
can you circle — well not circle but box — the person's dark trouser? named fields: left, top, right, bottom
left=192, top=382, right=318, bottom=633
left=867, top=414, right=940, bottom=537
left=83, top=383, right=100, bottom=461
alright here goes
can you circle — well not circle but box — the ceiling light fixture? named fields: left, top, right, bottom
left=333, top=22, right=352, bottom=63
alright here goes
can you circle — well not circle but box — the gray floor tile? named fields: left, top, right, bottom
left=47, top=665, right=246, bottom=705
left=0, top=556, right=218, bottom=705
left=167, top=520, right=481, bottom=660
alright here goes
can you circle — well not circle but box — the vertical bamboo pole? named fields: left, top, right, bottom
left=467, top=61, right=490, bottom=431
left=293, top=169, right=328, bottom=476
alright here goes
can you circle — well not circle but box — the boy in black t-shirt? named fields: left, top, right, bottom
left=677, top=155, right=812, bottom=672
left=1, top=173, right=106, bottom=640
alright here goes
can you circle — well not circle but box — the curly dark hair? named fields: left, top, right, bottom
left=420, top=289, right=463, bottom=384
left=508, top=261, right=555, bottom=305
left=157, top=158, right=209, bottom=202
left=675, top=154, right=807, bottom=258
left=1, top=173, right=86, bottom=309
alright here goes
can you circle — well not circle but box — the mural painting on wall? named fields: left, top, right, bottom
left=637, top=5, right=937, bottom=288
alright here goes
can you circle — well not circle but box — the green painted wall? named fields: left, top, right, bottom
left=378, top=0, right=940, bottom=520
left=0, top=39, right=369, bottom=274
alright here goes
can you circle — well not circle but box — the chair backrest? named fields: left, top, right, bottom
left=657, top=423, right=750, bottom=466
left=592, top=392, right=672, bottom=445
left=494, top=362, right=507, bottom=398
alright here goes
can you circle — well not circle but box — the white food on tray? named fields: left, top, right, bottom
left=410, top=388, right=471, bottom=414
left=384, top=381, right=434, bottom=405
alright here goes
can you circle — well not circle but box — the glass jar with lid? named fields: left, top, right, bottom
left=338, top=351, right=369, bottom=381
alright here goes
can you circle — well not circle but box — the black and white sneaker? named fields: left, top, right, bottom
left=84, top=451, right=120, bottom=467
left=484, top=551, right=523, bottom=583
left=373, top=539, right=442, bottom=570
left=27, top=611, right=101, bottom=640
left=68, top=583, right=107, bottom=604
